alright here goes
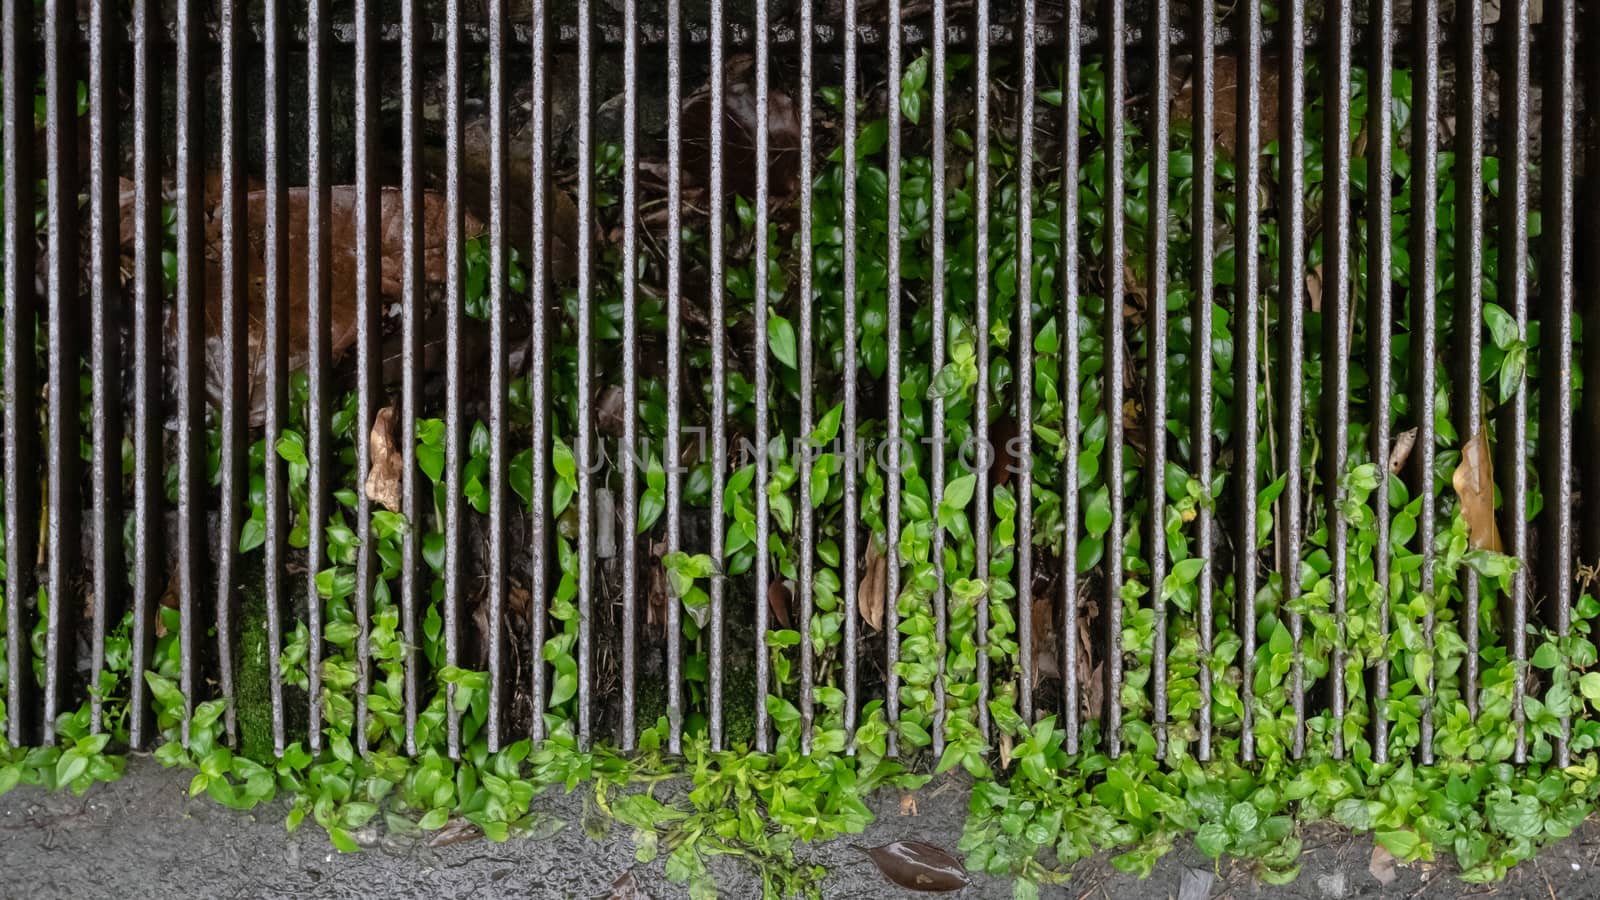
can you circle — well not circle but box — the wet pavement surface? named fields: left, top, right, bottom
left=2, top=756, right=1599, bottom=898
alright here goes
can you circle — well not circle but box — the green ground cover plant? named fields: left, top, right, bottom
left=1, top=46, right=1595, bottom=900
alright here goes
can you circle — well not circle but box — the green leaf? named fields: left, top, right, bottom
left=1376, top=829, right=1423, bottom=859
left=769, top=315, right=798, bottom=369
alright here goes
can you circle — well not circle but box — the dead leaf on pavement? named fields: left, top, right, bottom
left=857, top=841, right=969, bottom=892
left=1452, top=420, right=1503, bottom=552
left=1389, top=426, right=1418, bottom=474
left=364, top=405, right=404, bottom=513
left=858, top=538, right=888, bottom=631
left=898, top=793, right=918, bottom=817
left=426, top=817, right=484, bottom=848
left=1369, top=844, right=1398, bottom=886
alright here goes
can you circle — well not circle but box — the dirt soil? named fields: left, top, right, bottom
left=3, top=757, right=1600, bottom=898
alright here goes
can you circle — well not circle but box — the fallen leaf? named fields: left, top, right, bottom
left=1369, top=843, right=1398, bottom=886
left=1306, top=263, right=1324, bottom=312
left=998, top=729, right=1013, bottom=768
left=363, top=405, right=404, bottom=513
left=151, top=184, right=486, bottom=427
left=427, top=817, right=484, bottom=847
left=648, top=539, right=671, bottom=628
left=1171, top=55, right=1281, bottom=154
left=858, top=538, right=888, bottom=631
left=1031, top=596, right=1058, bottom=686
left=768, top=579, right=793, bottom=630
left=607, top=871, right=651, bottom=900
left=596, top=384, right=628, bottom=437
left=1452, top=420, right=1503, bottom=552
left=857, top=841, right=969, bottom=892
left=898, top=793, right=918, bottom=817
left=1389, top=426, right=1418, bottom=474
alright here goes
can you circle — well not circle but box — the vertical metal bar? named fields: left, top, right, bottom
left=397, top=0, right=423, bottom=756
left=352, top=0, right=382, bottom=756
left=1497, top=0, right=1533, bottom=764
left=1232, top=0, right=1263, bottom=765
left=619, top=0, right=640, bottom=753
left=796, top=0, right=816, bottom=755
left=838, top=0, right=864, bottom=739
left=1056, top=0, right=1082, bottom=756
left=86, top=0, right=124, bottom=738
left=484, top=0, right=510, bottom=755
left=707, top=0, right=728, bottom=752
left=42, top=0, right=83, bottom=744
left=1102, top=0, right=1127, bottom=759
left=1582, top=3, right=1600, bottom=590
left=1147, top=0, right=1173, bottom=760
left=1014, top=0, right=1037, bottom=725
left=1277, top=0, right=1308, bottom=760
left=1319, top=0, right=1353, bottom=761
left=528, top=0, right=552, bottom=744
left=305, top=0, right=332, bottom=754
left=972, top=0, right=993, bottom=744
left=1538, top=0, right=1578, bottom=771
left=215, top=0, right=247, bottom=749
left=127, top=0, right=162, bottom=750
left=751, top=0, right=773, bottom=755
left=1407, top=0, right=1440, bottom=766
left=174, top=0, right=205, bottom=747
left=1196, top=0, right=1216, bottom=759
left=264, top=0, right=291, bottom=757
left=1452, top=0, right=1486, bottom=726
left=1, top=0, right=39, bottom=747
left=883, top=0, right=903, bottom=756
left=1367, top=0, right=1397, bottom=766
left=663, top=0, right=684, bottom=754
left=442, top=0, right=464, bottom=759
left=574, top=0, right=597, bottom=750
left=928, top=0, right=949, bottom=761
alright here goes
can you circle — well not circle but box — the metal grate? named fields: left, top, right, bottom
left=0, top=0, right=1596, bottom=771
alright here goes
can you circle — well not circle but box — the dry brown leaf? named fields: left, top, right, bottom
left=858, top=538, right=888, bottom=631
left=1389, top=427, right=1419, bottom=474
left=898, top=793, right=919, bottom=817
left=857, top=841, right=969, bottom=892
left=363, top=405, right=404, bottom=513
left=1452, top=420, right=1504, bottom=552
left=768, top=579, right=793, bottom=629
left=1306, top=263, right=1324, bottom=312
left=141, top=185, right=485, bottom=427
left=1369, top=844, right=1398, bottom=886
left=1172, top=55, right=1281, bottom=154
left=1031, top=596, right=1058, bottom=686
left=998, top=729, right=1014, bottom=768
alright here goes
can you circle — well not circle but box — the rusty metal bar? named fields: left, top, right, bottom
left=86, top=0, right=124, bottom=739
left=1367, top=0, right=1397, bottom=765
left=1498, top=0, right=1533, bottom=765
left=398, top=0, right=424, bottom=755
left=173, top=0, right=205, bottom=747
left=1014, top=0, right=1037, bottom=727
left=883, top=0, right=903, bottom=757
left=972, top=0, right=993, bottom=745
left=841, top=0, right=862, bottom=745
left=126, top=0, right=163, bottom=750
left=751, top=0, right=773, bottom=755
left=1191, top=0, right=1214, bottom=762
left=1232, top=0, right=1263, bottom=766
left=663, top=0, right=684, bottom=754
left=351, top=0, right=381, bottom=756
left=1407, top=0, right=1441, bottom=766
left=929, top=0, right=950, bottom=762
left=707, top=0, right=728, bottom=752
left=1102, top=0, right=1127, bottom=759
left=1277, top=0, right=1308, bottom=761
left=796, top=0, right=817, bottom=755
left=1056, top=0, right=1083, bottom=757
left=215, top=0, right=247, bottom=749
left=619, top=0, right=641, bottom=753
left=575, top=0, right=597, bottom=750
left=1319, top=0, right=1353, bottom=761
left=41, top=0, right=83, bottom=744
left=484, top=0, right=511, bottom=754
left=2, top=0, right=40, bottom=747
left=442, top=0, right=465, bottom=758
left=1538, top=0, right=1578, bottom=772
left=305, top=0, right=332, bottom=754
left=1146, top=0, right=1172, bottom=761
left=527, top=0, right=552, bottom=746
